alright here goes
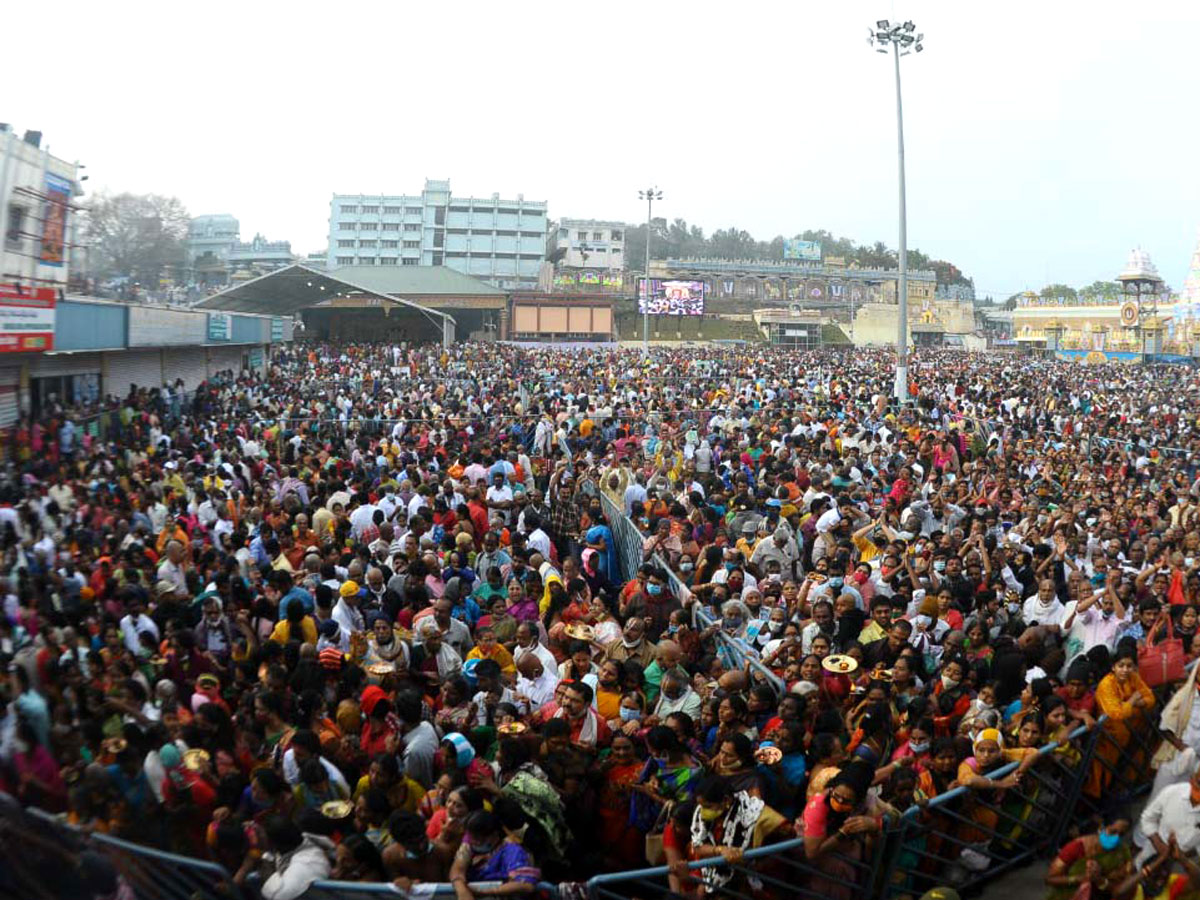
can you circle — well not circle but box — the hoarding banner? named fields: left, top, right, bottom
left=0, top=284, right=56, bottom=351
left=207, top=313, right=232, bottom=342
left=270, top=317, right=285, bottom=341
left=40, top=174, right=72, bottom=266
left=783, top=239, right=821, bottom=261
left=637, top=279, right=705, bottom=316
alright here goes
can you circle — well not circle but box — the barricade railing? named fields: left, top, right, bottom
left=599, top=490, right=786, bottom=696
left=586, top=834, right=887, bottom=900
left=4, top=796, right=559, bottom=900
left=877, top=720, right=1101, bottom=898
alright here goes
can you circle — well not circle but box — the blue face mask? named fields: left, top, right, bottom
left=1098, top=830, right=1121, bottom=852
left=725, top=562, right=737, bottom=572
left=619, top=706, right=642, bottom=722
left=1091, top=573, right=1106, bottom=587
left=647, top=583, right=663, bottom=596
left=829, top=577, right=844, bottom=589
left=724, top=617, right=742, bottom=630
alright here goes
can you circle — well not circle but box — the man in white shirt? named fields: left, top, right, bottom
left=525, top=513, right=552, bottom=560
left=485, top=473, right=515, bottom=526
left=1137, top=766, right=1200, bottom=865
left=332, top=582, right=365, bottom=635
left=119, top=597, right=160, bottom=655
left=515, top=652, right=560, bottom=712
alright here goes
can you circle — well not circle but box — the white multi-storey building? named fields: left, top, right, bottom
left=327, top=179, right=547, bottom=290
left=547, top=218, right=627, bottom=270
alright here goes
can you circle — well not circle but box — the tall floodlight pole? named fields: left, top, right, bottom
left=639, top=187, right=662, bottom=353
left=869, top=20, right=923, bottom=404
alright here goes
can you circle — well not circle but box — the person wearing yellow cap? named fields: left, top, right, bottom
left=332, top=580, right=365, bottom=635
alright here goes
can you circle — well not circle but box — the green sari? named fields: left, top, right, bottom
left=1045, top=839, right=1131, bottom=900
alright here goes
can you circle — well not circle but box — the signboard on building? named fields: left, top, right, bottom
left=248, top=347, right=264, bottom=371
left=40, top=174, right=72, bottom=266
left=207, top=313, right=232, bottom=342
left=270, top=317, right=285, bottom=341
left=783, top=239, right=821, bottom=261
left=128, top=306, right=206, bottom=347
left=0, top=285, right=56, bottom=352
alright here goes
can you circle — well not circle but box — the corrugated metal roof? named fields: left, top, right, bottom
left=329, top=266, right=505, bottom=296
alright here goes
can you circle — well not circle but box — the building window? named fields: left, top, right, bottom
left=383, top=205, right=401, bottom=215
left=341, top=222, right=356, bottom=231
left=382, top=223, right=399, bottom=231
left=593, top=232, right=604, bottom=241
left=360, top=222, right=377, bottom=231
left=381, top=240, right=398, bottom=248
left=380, top=257, right=398, bottom=265
left=336, top=256, right=354, bottom=265
left=521, top=230, right=543, bottom=238
left=612, top=248, right=622, bottom=256
left=402, top=258, right=418, bottom=266
left=405, top=206, right=422, bottom=215
left=361, top=205, right=379, bottom=214
left=611, top=230, right=623, bottom=241
left=359, top=257, right=376, bottom=265
left=404, top=223, right=420, bottom=232
left=337, top=239, right=354, bottom=248
left=432, top=253, right=443, bottom=265
left=403, top=240, right=420, bottom=248
left=5, top=206, right=24, bottom=247
left=558, top=228, right=567, bottom=238
left=577, top=231, right=588, bottom=240
left=359, top=240, right=377, bottom=248
left=339, top=204, right=359, bottom=214
left=434, top=208, right=446, bottom=225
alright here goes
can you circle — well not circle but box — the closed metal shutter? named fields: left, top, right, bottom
left=0, top=369, right=19, bottom=428
left=103, top=350, right=162, bottom=400
left=161, top=348, right=208, bottom=391
left=206, top=346, right=245, bottom=379
left=30, top=352, right=103, bottom=378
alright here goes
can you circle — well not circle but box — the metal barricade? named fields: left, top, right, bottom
left=586, top=836, right=886, bottom=900
left=599, top=492, right=647, bottom=585
left=878, top=722, right=1100, bottom=899
left=4, top=802, right=234, bottom=900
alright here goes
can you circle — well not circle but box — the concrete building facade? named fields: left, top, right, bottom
left=327, top=179, right=547, bottom=291
left=0, top=125, right=82, bottom=292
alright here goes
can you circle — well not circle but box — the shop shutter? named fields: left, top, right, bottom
left=161, top=348, right=209, bottom=392
left=205, top=346, right=246, bottom=379
left=0, top=368, right=19, bottom=428
left=30, top=352, right=104, bottom=378
left=103, top=350, right=162, bottom=400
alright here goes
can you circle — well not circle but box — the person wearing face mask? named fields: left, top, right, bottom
left=606, top=616, right=657, bottom=669
left=800, top=761, right=882, bottom=899
left=447, top=810, right=541, bottom=900
left=652, top=667, right=702, bottom=722
left=688, top=776, right=791, bottom=893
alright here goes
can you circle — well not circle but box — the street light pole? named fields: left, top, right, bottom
left=639, top=186, right=661, bottom=353
left=869, top=20, right=923, bottom=405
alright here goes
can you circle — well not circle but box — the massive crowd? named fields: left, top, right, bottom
left=4, top=341, right=1200, bottom=900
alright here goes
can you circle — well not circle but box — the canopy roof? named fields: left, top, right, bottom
left=196, top=264, right=456, bottom=328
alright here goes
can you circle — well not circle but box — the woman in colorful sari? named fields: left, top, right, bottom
left=955, top=728, right=1040, bottom=870
left=1044, top=811, right=1133, bottom=900
left=449, top=810, right=540, bottom=900
left=1090, top=646, right=1155, bottom=799
left=799, top=761, right=884, bottom=900
left=593, top=733, right=645, bottom=869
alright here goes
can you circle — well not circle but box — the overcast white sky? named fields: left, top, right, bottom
left=6, top=1, right=1200, bottom=297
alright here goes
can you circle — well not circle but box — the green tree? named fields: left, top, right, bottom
left=1078, top=280, right=1121, bottom=302
left=1040, top=283, right=1077, bottom=302
left=85, top=192, right=189, bottom=284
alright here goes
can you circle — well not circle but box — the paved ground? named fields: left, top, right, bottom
left=976, top=858, right=1046, bottom=899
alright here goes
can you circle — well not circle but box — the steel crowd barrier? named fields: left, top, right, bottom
left=598, top=491, right=786, bottom=696
left=585, top=834, right=887, bottom=900
left=877, top=721, right=1100, bottom=898
left=3, top=797, right=559, bottom=900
